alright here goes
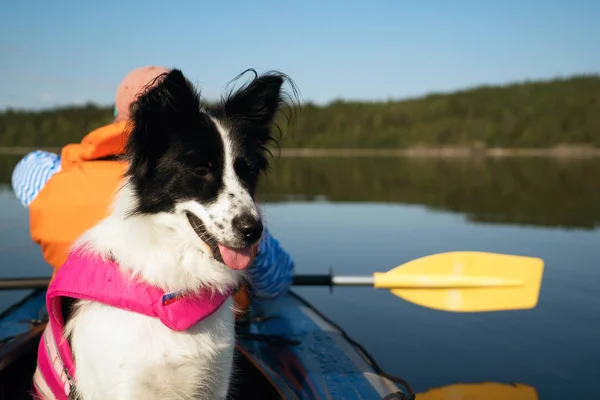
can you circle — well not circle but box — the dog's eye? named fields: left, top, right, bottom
left=195, top=167, right=211, bottom=178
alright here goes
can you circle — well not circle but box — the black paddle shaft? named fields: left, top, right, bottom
left=292, top=269, right=334, bottom=286
left=0, top=277, right=51, bottom=290
left=1, top=272, right=336, bottom=290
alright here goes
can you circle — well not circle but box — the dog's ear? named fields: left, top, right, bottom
left=222, top=71, right=286, bottom=130
left=125, top=69, right=201, bottom=182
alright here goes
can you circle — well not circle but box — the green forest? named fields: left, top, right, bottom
left=1, top=75, right=599, bottom=149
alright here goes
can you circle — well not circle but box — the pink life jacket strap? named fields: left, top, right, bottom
left=40, top=249, right=234, bottom=396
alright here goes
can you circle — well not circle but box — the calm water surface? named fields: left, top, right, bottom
left=1, top=155, right=599, bottom=399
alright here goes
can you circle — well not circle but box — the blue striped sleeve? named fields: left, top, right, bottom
left=247, top=228, right=295, bottom=300
left=11, top=151, right=62, bottom=207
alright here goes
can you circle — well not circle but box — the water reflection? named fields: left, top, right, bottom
left=2, top=155, right=600, bottom=230
left=0, top=156, right=19, bottom=186
left=257, top=156, right=600, bottom=230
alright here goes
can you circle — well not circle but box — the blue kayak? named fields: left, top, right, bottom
left=0, top=289, right=413, bottom=399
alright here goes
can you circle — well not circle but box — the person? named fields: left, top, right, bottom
left=11, top=66, right=294, bottom=304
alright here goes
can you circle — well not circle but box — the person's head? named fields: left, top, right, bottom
left=114, top=66, right=170, bottom=122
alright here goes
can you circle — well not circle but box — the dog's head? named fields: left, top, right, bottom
left=123, top=68, right=296, bottom=271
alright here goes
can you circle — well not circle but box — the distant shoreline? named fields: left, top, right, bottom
left=277, top=146, right=600, bottom=158
left=2, top=146, right=600, bottom=158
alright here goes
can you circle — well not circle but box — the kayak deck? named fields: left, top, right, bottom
left=0, top=290, right=47, bottom=372
left=0, top=289, right=412, bottom=399
left=237, top=291, right=411, bottom=399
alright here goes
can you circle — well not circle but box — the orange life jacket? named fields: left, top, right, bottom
left=29, top=121, right=130, bottom=273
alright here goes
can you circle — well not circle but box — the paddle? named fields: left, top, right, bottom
left=0, top=251, right=544, bottom=312
left=294, top=251, right=544, bottom=312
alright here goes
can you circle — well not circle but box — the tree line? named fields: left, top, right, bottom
left=1, top=75, right=599, bottom=148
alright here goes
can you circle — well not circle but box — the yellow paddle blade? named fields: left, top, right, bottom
left=417, top=382, right=538, bottom=400
left=374, top=252, right=544, bottom=312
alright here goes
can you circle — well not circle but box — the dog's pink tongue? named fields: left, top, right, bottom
left=218, top=245, right=254, bottom=270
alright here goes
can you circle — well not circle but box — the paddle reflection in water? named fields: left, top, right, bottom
left=417, top=382, right=538, bottom=399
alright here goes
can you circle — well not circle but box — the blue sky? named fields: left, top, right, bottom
left=1, top=0, right=598, bottom=109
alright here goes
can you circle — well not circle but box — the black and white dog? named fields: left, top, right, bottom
left=65, top=68, right=296, bottom=399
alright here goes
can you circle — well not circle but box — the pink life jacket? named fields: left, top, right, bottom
left=32, top=249, right=233, bottom=400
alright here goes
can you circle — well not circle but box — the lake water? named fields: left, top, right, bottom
left=1, top=155, right=599, bottom=399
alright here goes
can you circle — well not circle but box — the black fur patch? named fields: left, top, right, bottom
left=124, top=68, right=297, bottom=215
left=207, top=69, right=294, bottom=196
left=125, top=70, right=224, bottom=214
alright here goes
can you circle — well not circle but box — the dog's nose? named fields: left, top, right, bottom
left=232, top=214, right=263, bottom=243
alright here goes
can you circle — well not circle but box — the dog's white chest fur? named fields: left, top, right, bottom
left=61, top=195, right=245, bottom=400
left=66, top=297, right=235, bottom=400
